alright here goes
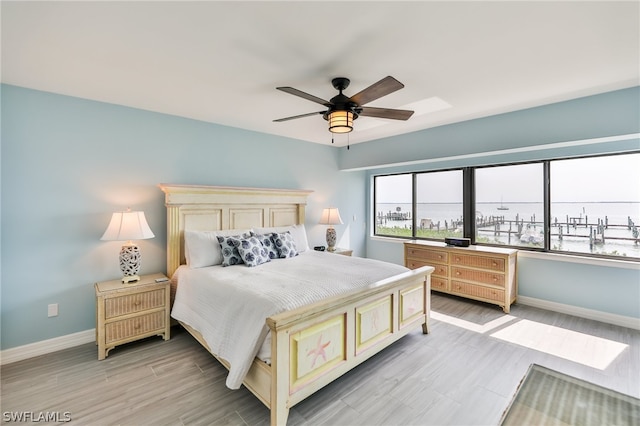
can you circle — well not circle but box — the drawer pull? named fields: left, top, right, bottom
left=455, top=257, right=460, bottom=262
left=134, top=323, right=141, bottom=330
left=492, top=262, right=498, bottom=267
left=456, top=271, right=461, bottom=276
left=493, top=277, right=498, bottom=281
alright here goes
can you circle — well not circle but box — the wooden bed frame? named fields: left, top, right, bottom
left=159, top=183, right=434, bottom=426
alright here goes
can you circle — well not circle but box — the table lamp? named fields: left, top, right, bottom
left=319, top=207, right=344, bottom=252
left=101, top=208, right=155, bottom=283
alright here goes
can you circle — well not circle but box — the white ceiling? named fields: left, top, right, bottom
left=2, top=1, right=639, bottom=147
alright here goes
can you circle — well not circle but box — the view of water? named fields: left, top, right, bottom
left=376, top=202, right=640, bottom=258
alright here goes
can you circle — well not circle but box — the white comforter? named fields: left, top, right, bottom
left=170, top=250, right=408, bottom=389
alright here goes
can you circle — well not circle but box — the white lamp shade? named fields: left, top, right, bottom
left=101, top=210, right=155, bottom=241
left=319, top=207, right=344, bottom=225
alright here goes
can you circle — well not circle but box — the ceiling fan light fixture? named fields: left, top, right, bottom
left=328, top=110, right=354, bottom=133
left=274, top=76, right=413, bottom=138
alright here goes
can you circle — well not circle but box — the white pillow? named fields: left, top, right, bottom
left=184, top=228, right=252, bottom=268
left=253, top=224, right=309, bottom=252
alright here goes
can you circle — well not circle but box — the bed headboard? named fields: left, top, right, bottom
left=158, top=184, right=313, bottom=277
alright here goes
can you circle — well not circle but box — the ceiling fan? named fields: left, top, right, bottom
left=273, top=76, right=414, bottom=136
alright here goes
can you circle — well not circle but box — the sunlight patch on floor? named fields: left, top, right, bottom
left=490, top=319, right=628, bottom=370
left=431, top=311, right=517, bottom=333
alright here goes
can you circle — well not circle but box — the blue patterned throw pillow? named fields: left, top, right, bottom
left=237, top=236, right=271, bottom=267
left=272, top=231, right=298, bottom=258
left=217, top=235, right=245, bottom=266
left=251, top=232, right=280, bottom=259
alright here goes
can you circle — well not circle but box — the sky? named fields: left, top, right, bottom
left=551, top=153, right=640, bottom=202
left=376, top=153, right=640, bottom=204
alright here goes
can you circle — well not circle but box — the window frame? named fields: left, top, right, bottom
left=472, top=160, right=547, bottom=251
left=373, top=167, right=465, bottom=240
left=372, top=151, right=640, bottom=262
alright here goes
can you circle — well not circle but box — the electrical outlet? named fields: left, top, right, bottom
left=48, top=303, right=58, bottom=317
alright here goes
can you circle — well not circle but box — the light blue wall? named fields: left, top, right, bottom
left=517, top=257, right=639, bottom=318
left=0, top=84, right=365, bottom=350
left=2, top=85, right=639, bottom=350
left=358, top=87, right=640, bottom=320
left=341, top=87, right=640, bottom=171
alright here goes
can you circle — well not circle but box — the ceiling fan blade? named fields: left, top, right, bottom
left=349, top=76, right=405, bottom=106
left=273, top=111, right=325, bottom=122
left=359, top=106, right=414, bottom=120
left=276, top=87, right=331, bottom=106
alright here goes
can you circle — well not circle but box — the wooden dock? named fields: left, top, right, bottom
left=477, top=214, right=639, bottom=247
left=377, top=208, right=639, bottom=249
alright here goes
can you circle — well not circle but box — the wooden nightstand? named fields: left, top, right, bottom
left=331, top=248, right=353, bottom=256
left=95, top=273, right=170, bottom=360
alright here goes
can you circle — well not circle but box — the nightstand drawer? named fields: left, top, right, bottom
left=104, top=288, right=166, bottom=319
left=105, top=310, right=166, bottom=344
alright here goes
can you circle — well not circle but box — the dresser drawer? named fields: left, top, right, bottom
left=450, top=267, right=505, bottom=287
left=104, top=288, right=166, bottom=319
left=450, top=253, right=505, bottom=272
left=432, top=264, right=448, bottom=278
left=405, top=246, right=449, bottom=264
left=406, top=259, right=430, bottom=270
left=431, top=277, right=448, bottom=291
left=451, top=281, right=505, bottom=302
left=105, top=311, right=166, bottom=344
left=407, top=259, right=448, bottom=278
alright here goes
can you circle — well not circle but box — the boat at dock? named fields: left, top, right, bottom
left=497, top=197, right=509, bottom=211
left=520, top=228, right=544, bottom=245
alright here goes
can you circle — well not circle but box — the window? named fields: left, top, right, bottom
left=550, top=153, right=640, bottom=258
left=374, top=174, right=412, bottom=237
left=372, top=151, right=639, bottom=261
left=474, top=163, right=544, bottom=247
left=415, top=170, right=464, bottom=239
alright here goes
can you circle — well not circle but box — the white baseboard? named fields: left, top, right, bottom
left=0, top=329, right=95, bottom=366
left=517, top=296, right=640, bottom=331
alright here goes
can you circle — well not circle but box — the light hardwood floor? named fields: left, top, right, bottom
left=2, top=294, right=639, bottom=425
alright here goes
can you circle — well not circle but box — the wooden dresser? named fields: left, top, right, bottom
left=404, top=241, right=518, bottom=313
left=95, top=273, right=171, bottom=360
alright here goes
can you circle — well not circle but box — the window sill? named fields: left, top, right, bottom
left=370, top=235, right=410, bottom=244
left=517, top=250, right=640, bottom=270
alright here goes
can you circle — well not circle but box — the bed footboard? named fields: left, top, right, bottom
left=267, top=265, right=433, bottom=426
